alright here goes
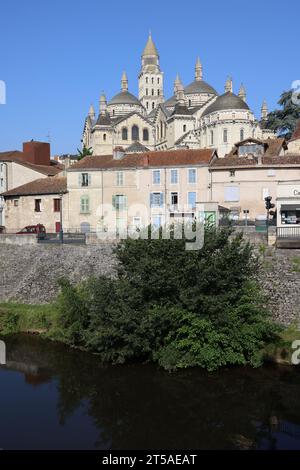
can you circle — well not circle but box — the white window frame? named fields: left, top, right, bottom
left=267, top=169, right=276, bottom=177
left=150, top=192, right=164, bottom=208
left=187, top=191, right=197, bottom=210
left=170, top=191, right=179, bottom=208
left=116, top=171, right=124, bottom=186
left=224, top=186, right=240, bottom=203
left=188, top=168, right=197, bottom=184
left=152, top=169, right=161, bottom=185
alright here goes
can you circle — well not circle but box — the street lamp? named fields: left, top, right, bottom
left=59, top=191, right=64, bottom=243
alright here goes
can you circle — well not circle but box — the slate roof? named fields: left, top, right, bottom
left=108, top=90, right=142, bottom=106
left=184, top=79, right=218, bottom=96
left=2, top=177, right=67, bottom=197
left=202, top=91, right=250, bottom=117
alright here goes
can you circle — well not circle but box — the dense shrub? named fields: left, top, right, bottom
left=55, top=226, right=280, bottom=370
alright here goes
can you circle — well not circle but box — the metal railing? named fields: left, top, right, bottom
left=277, top=226, right=300, bottom=239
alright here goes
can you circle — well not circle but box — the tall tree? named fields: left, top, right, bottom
left=262, top=90, right=300, bottom=140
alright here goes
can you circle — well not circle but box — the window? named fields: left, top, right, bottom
left=80, top=173, right=90, bottom=187
left=188, top=100, right=191, bottom=107
left=157, top=89, right=160, bottom=96
left=229, top=170, right=235, bottom=177
left=13, top=199, right=19, bottom=207
left=146, top=88, right=148, bottom=96
left=103, top=133, right=106, bottom=141
left=151, top=89, right=154, bottom=96
left=146, top=77, right=148, bottom=84
left=223, top=129, right=228, bottom=143
left=188, top=192, right=196, bottom=210
left=122, top=127, right=128, bottom=140
left=183, top=124, right=186, bottom=132
left=224, top=186, right=240, bottom=202
left=80, top=196, right=90, bottom=213
left=116, top=171, right=124, bottom=186
left=152, top=102, right=155, bottom=109
left=133, top=216, right=142, bottom=229
left=268, top=169, right=276, bottom=177
left=146, top=102, right=149, bottom=109
left=34, top=199, right=41, bottom=212
left=157, top=78, right=160, bottom=84
left=210, top=130, right=214, bottom=145
left=151, top=77, right=154, bottom=84
left=143, top=129, right=149, bottom=141
left=132, top=125, right=139, bottom=141
left=171, top=192, right=178, bottom=208
left=112, top=194, right=127, bottom=211
left=152, top=169, right=161, bottom=184
left=152, top=215, right=162, bottom=228
left=53, top=198, right=61, bottom=212
left=150, top=192, right=163, bottom=207
left=80, top=222, right=90, bottom=233
left=240, top=128, right=244, bottom=141
left=188, top=168, right=196, bottom=184
left=170, top=169, right=178, bottom=184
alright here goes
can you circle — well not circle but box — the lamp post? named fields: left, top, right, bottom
left=59, top=191, right=64, bottom=244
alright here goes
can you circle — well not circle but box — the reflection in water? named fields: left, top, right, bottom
left=1, top=334, right=300, bottom=450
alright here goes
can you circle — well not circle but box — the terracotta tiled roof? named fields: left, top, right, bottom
left=69, top=149, right=216, bottom=171
left=290, top=120, right=300, bottom=141
left=2, top=177, right=67, bottom=197
left=226, top=138, right=287, bottom=159
left=211, top=154, right=300, bottom=169
left=0, top=150, right=62, bottom=176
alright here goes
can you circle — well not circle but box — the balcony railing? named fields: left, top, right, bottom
left=277, top=226, right=300, bottom=239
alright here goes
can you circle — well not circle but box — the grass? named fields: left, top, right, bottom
left=0, top=302, right=58, bottom=335
left=291, top=256, right=300, bottom=272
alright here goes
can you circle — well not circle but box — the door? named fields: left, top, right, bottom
left=55, top=222, right=61, bottom=233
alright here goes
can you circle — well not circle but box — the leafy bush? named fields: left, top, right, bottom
left=55, top=226, right=280, bottom=371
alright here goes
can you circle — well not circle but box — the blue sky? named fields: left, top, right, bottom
left=0, top=0, right=299, bottom=155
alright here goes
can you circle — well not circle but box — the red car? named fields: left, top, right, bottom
left=16, top=224, right=46, bottom=238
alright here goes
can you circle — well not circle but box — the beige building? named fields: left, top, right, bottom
left=0, top=141, right=62, bottom=227
left=3, top=177, right=67, bottom=233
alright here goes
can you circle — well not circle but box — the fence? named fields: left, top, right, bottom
left=277, top=226, right=300, bottom=239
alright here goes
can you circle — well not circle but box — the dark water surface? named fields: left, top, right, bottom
left=1, top=334, right=300, bottom=450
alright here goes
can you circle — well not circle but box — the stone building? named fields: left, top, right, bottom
left=82, top=34, right=274, bottom=157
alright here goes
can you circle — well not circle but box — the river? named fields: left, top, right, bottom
left=1, top=334, right=300, bottom=450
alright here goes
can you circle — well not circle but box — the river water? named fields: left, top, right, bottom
left=1, top=334, right=300, bottom=450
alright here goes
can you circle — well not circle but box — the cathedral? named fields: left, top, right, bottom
left=82, top=34, right=274, bottom=158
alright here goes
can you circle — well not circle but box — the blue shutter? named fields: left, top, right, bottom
left=150, top=193, right=154, bottom=207
left=160, top=193, right=164, bottom=207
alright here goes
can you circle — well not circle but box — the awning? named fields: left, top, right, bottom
left=281, top=204, right=300, bottom=211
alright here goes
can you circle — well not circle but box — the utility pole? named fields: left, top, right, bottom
left=265, top=196, right=275, bottom=245
left=59, top=192, right=64, bottom=244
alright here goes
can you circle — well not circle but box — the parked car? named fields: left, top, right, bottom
left=16, top=224, right=46, bottom=239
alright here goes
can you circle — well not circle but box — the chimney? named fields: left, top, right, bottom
left=142, top=154, right=150, bottom=166
left=113, top=146, right=125, bottom=160
left=22, top=141, right=50, bottom=166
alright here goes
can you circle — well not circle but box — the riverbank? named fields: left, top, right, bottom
left=0, top=302, right=299, bottom=367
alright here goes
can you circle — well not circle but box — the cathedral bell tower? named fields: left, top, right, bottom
left=138, top=32, right=164, bottom=113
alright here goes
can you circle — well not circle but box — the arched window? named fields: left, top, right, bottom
left=158, top=89, right=160, bottom=96
left=146, top=88, right=148, bottom=96
left=143, top=128, right=149, bottom=141
left=160, top=121, right=163, bottom=139
left=210, top=130, right=214, bottom=145
left=122, top=127, right=128, bottom=140
left=151, top=77, right=154, bottom=84
left=240, top=128, right=244, bottom=141
left=151, top=89, right=154, bottom=96
left=146, top=77, right=148, bottom=84
left=152, top=102, right=155, bottom=109
left=223, top=129, right=228, bottom=143
left=146, top=102, right=149, bottom=109
left=188, top=100, right=191, bottom=107
left=157, top=77, right=160, bottom=84
left=113, top=110, right=115, bottom=116
left=183, top=124, right=187, bottom=132
left=132, top=125, right=139, bottom=141
left=103, top=133, right=106, bottom=141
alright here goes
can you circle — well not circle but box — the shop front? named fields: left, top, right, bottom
left=276, top=182, right=300, bottom=247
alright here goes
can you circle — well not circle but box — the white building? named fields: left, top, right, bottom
left=83, top=34, right=274, bottom=157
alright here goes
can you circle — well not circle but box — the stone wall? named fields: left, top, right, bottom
left=0, top=243, right=299, bottom=327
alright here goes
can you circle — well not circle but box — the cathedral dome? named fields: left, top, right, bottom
left=108, top=90, right=141, bottom=106
left=184, top=80, right=217, bottom=96
left=202, top=91, right=250, bottom=116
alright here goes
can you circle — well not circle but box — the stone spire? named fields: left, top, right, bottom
left=88, top=103, right=95, bottom=120
left=261, top=100, right=268, bottom=120
left=99, top=93, right=107, bottom=114
left=238, top=83, right=246, bottom=102
left=142, top=31, right=159, bottom=57
left=174, top=74, right=182, bottom=94
left=195, top=56, right=203, bottom=81
left=121, top=71, right=128, bottom=92
left=225, top=76, right=233, bottom=93
left=175, top=80, right=185, bottom=105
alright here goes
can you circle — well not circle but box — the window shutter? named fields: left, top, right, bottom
left=78, top=174, right=82, bottom=186
left=112, top=195, right=116, bottom=210
left=124, top=195, right=128, bottom=210
left=150, top=193, right=154, bottom=207
left=88, top=174, right=91, bottom=186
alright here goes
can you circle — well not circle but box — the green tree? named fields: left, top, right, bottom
left=77, top=144, right=93, bottom=160
left=262, top=90, right=300, bottom=139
